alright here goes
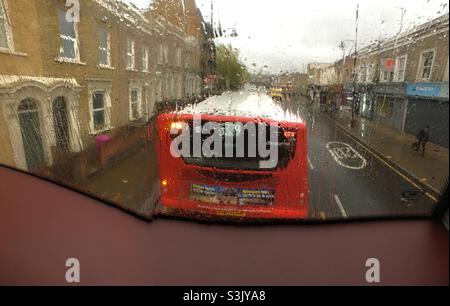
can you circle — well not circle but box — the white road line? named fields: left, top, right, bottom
left=334, top=194, right=348, bottom=218
left=307, top=156, right=314, bottom=170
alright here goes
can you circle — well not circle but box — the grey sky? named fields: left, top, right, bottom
left=128, top=0, right=449, bottom=73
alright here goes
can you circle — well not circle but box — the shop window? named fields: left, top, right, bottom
left=376, top=96, right=394, bottom=118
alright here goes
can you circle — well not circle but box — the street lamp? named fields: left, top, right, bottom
left=339, top=39, right=355, bottom=83
left=351, top=3, right=360, bottom=128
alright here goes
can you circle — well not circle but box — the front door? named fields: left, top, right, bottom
left=18, top=99, right=46, bottom=172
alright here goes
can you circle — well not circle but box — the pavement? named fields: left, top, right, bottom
left=73, top=94, right=446, bottom=221
left=78, top=139, right=159, bottom=219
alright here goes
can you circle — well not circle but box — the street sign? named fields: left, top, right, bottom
left=406, top=83, right=443, bottom=98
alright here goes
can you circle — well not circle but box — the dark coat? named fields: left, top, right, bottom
left=417, top=129, right=430, bottom=143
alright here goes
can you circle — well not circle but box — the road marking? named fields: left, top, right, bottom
left=307, top=156, right=314, bottom=170
left=334, top=194, right=348, bottom=218
left=326, top=141, right=367, bottom=170
left=374, top=158, right=438, bottom=202
left=324, top=117, right=439, bottom=203
left=370, top=152, right=438, bottom=202
left=379, top=161, right=437, bottom=201
left=358, top=141, right=438, bottom=202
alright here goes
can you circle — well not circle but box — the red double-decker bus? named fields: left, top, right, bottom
left=156, top=90, right=308, bottom=220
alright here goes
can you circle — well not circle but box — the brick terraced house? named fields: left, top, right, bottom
left=0, top=0, right=207, bottom=180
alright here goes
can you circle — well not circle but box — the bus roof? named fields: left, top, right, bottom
left=175, top=91, right=304, bottom=123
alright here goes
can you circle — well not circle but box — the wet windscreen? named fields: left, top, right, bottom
left=0, top=0, right=448, bottom=222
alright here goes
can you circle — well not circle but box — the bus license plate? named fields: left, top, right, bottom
left=190, top=184, right=274, bottom=206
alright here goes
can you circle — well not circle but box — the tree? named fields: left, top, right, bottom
left=215, top=44, right=249, bottom=90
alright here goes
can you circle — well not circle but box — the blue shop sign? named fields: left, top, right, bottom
left=406, top=83, right=442, bottom=97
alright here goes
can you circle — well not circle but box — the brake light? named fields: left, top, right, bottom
left=170, top=121, right=187, bottom=131
left=284, top=130, right=296, bottom=139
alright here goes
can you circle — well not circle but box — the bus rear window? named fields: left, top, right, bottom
left=179, top=120, right=297, bottom=171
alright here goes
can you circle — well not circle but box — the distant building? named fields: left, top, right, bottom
left=307, top=63, right=333, bottom=85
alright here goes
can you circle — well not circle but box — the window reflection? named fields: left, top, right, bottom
left=0, top=0, right=448, bottom=223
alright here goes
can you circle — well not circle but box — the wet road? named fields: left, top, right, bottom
left=280, top=96, right=436, bottom=220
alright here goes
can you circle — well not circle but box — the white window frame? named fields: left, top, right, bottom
left=142, top=47, right=149, bottom=72
left=394, top=54, right=407, bottom=82
left=165, top=74, right=170, bottom=98
left=157, top=43, right=163, bottom=65
left=126, top=38, right=135, bottom=70
left=129, top=87, right=142, bottom=120
left=166, top=75, right=173, bottom=98
left=170, top=75, right=174, bottom=98
left=155, top=74, right=163, bottom=102
left=365, top=64, right=374, bottom=83
left=379, top=59, right=393, bottom=83
left=380, top=69, right=389, bottom=83
left=417, top=49, right=435, bottom=81
left=357, top=66, right=364, bottom=83
left=163, top=44, right=169, bottom=64
left=57, top=9, right=80, bottom=62
left=185, top=51, right=192, bottom=68
left=89, top=90, right=112, bottom=134
left=0, top=0, right=14, bottom=52
left=176, top=48, right=182, bottom=67
left=97, top=28, right=111, bottom=67
left=186, top=76, right=194, bottom=96
left=177, top=75, right=182, bottom=98
left=188, top=78, right=191, bottom=96
left=443, top=59, right=449, bottom=82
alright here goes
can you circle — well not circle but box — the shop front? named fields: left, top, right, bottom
left=373, top=83, right=408, bottom=132
left=355, top=84, right=376, bottom=120
left=319, top=86, right=329, bottom=111
left=341, top=85, right=354, bottom=111
left=328, top=84, right=343, bottom=110
left=404, top=82, right=449, bottom=148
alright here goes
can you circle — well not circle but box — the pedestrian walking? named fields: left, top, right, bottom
left=411, top=125, right=430, bottom=156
